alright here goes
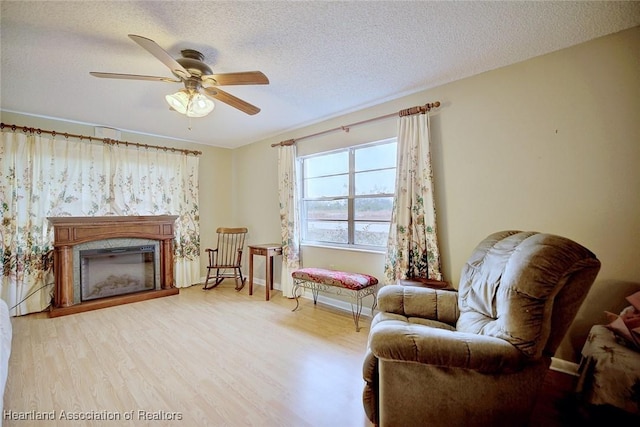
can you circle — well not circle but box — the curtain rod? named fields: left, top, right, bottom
left=270, top=101, right=440, bottom=148
left=0, top=123, right=202, bottom=156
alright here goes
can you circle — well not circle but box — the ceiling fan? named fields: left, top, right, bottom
left=90, top=34, right=269, bottom=116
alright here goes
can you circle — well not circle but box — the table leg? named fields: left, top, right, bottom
left=265, top=253, right=271, bottom=301
left=269, top=254, right=274, bottom=291
left=249, top=251, right=254, bottom=295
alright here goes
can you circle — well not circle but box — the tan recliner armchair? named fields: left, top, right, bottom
left=363, top=231, right=601, bottom=427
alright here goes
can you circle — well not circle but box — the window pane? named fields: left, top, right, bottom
left=355, top=143, right=397, bottom=171
left=354, top=197, right=394, bottom=220
left=304, top=151, right=348, bottom=178
left=304, top=175, right=348, bottom=197
left=305, top=221, right=348, bottom=244
left=355, top=169, right=396, bottom=195
left=300, top=139, right=397, bottom=249
left=306, top=200, right=347, bottom=220
left=354, top=222, right=390, bottom=247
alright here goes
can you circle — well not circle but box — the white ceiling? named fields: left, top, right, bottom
left=2, top=1, right=639, bottom=149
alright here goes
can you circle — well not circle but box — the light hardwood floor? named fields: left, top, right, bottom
left=5, top=284, right=374, bottom=427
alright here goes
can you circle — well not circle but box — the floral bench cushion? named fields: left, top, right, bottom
left=292, top=268, right=378, bottom=291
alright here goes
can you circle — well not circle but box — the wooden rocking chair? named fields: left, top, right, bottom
left=203, top=227, right=248, bottom=291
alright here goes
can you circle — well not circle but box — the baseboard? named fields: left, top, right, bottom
left=550, top=357, right=580, bottom=376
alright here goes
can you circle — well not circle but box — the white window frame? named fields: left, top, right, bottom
left=299, top=137, right=397, bottom=252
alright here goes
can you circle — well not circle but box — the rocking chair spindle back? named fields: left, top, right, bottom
left=203, top=227, right=248, bottom=291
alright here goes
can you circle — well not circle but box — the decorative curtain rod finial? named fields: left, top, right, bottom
left=399, top=101, right=441, bottom=117
left=272, top=139, right=296, bottom=147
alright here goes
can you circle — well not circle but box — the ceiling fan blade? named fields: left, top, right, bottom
left=90, top=72, right=181, bottom=83
left=128, top=34, right=191, bottom=79
left=203, top=87, right=261, bottom=115
left=202, top=71, right=269, bottom=86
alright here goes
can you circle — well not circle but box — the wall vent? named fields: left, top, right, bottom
left=94, top=126, right=121, bottom=140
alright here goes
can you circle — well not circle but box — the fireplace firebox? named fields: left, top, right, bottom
left=80, top=245, right=157, bottom=301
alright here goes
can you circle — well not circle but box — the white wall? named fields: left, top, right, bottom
left=233, top=26, right=640, bottom=362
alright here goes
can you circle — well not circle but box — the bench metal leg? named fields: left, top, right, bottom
left=291, top=278, right=378, bottom=332
left=350, top=293, right=364, bottom=332
left=371, top=291, right=378, bottom=315
left=311, top=284, right=320, bottom=304
left=292, top=280, right=302, bottom=312
left=349, top=288, right=378, bottom=332
left=292, top=280, right=321, bottom=311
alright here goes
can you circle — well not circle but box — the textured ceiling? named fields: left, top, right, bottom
left=1, top=1, right=639, bottom=148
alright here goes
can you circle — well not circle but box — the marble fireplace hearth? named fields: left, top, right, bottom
left=48, top=215, right=180, bottom=317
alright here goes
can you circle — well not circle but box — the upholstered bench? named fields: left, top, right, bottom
left=291, top=267, right=379, bottom=331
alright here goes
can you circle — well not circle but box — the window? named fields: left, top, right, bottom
left=300, top=138, right=397, bottom=250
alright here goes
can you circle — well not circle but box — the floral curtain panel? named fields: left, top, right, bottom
left=1, top=130, right=200, bottom=316
left=107, top=144, right=201, bottom=287
left=277, top=145, right=300, bottom=298
left=384, top=113, right=442, bottom=283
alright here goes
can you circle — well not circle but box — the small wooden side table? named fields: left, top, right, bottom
left=248, top=244, right=283, bottom=301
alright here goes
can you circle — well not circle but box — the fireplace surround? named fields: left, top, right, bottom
left=48, top=215, right=179, bottom=317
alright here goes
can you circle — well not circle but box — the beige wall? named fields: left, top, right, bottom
left=234, top=26, right=640, bottom=362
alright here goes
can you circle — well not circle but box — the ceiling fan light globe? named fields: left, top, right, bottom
left=165, top=90, right=190, bottom=115
left=186, top=93, right=215, bottom=118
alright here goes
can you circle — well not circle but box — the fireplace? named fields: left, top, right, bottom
left=80, top=244, right=157, bottom=301
left=48, top=216, right=179, bottom=317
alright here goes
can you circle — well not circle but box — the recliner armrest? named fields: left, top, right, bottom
left=369, top=319, right=525, bottom=373
left=377, top=284, right=459, bottom=326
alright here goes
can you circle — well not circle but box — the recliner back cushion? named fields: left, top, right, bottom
left=456, top=231, right=599, bottom=358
